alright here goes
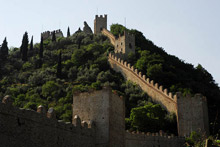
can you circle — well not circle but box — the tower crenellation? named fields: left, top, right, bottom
left=94, top=14, right=107, bottom=34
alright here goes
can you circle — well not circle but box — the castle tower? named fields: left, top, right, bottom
left=114, top=30, right=135, bottom=59
left=72, top=87, right=125, bottom=147
left=94, top=15, right=107, bottom=34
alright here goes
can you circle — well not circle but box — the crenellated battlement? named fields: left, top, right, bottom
left=41, top=29, right=63, bottom=40
left=125, top=130, right=185, bottom=147
left=108, top=52, right=177, bottom=103
left=0, top=95, right=95, bottom=147
left=108, top=52, right=209, bottom=137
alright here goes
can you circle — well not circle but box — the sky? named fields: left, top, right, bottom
left=0, top=0, right=220, bottom=85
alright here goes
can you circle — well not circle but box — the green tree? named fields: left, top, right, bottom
left=0, top=37, right=9, bottom=59
left=39, top=36, right=43, bottom=58
left=129, top=103, right=167, bottom=132
left=30, top=36, right=33, bottom=51
left=52, top=31, right=56, bottom=42
left=110, top=24, right=127, bottom=37
left=67, top=27, right=70, bottom=37
left=57, top=51, right=62, bottom=78
left=21, top=32, right=29, bottom=61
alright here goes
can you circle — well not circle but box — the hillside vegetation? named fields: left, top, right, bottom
left=0, top=24, right=219, bottom=136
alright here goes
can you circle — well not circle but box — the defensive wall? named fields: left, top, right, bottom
left=0, top=96, right=95, bottom=147
left=125, top=130, right=185, bottom=147
left=102, top=28, right=116, bottom=45
left=108, top=52, right=209, bottom=137
left=72, top=87, right=125, bottom=147
left=41, top=29, right=64, bottom=40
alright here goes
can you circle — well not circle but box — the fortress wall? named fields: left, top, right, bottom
left=125, top=131, right=185, bottom=147
left=108, top=53, right=178, bottom=114
left=73, top=87, right=125, bottom=147
left=109, top=92, right=125, bottom=147
left=102, top=28, right=115, bottom=44
left=176, top=93, right=209, bottom=137
left=0, top=97, right=95, bottom=147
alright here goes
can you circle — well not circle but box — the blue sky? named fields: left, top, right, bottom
left=1, top=0, right=220, bottom=85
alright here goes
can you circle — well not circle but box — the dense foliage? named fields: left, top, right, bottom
left=0, top=24, right=219, bottom=136
left=111, top=24, right=220, bottom=136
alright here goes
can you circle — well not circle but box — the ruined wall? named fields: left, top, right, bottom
left=0, top=96, right=95, bottom=147
left=108, top=53, right=178, bottom=114
left=73, top=87, right=125, bottom=147
left=125, top=131, right=185, bottom=147
left=41, top=29, right=64, bottom=40
left=94, top=15, right=107, bottom=34
left=176, top=93, right=209, bottom=137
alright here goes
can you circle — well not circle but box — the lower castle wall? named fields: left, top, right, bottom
left=0, top=102, right=94, bottom=147
left=176, top=93, right=210, bottom=137
left=73, top=87, right=125, bottom=147
left=125, top=132, right=185, bottom=147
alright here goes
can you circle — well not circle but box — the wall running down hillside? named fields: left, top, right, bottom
left=108, top=52, right=209, bottom=137
left=102, top=28, right=116, bottom=44
left=108, top=52, right=178, bottom=114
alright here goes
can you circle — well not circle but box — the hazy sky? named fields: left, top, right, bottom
left=1, top=0, right=220, bottom=85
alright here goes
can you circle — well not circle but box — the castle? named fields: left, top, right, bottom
left=0, top=15, right=210, bottom=147
left=41, top=29, right=64, bottom=40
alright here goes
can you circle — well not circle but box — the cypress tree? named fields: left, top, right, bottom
left=0, top=37, right=9, bottom=59
left=21, top=32, right=29, bottom=61
left=30, top=36, right=33, bottom=51
left=67, top=27, right=70, bottom=37
left=39, top=36, right=43, bottom=59
left=52, top=31, right=56, bottom=42
left=57, top=51, right=62, bottom=78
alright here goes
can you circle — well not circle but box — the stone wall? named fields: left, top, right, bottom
left=72, top=87, right=125, bottom=147
left=176, top=93, right=209, bottom=137
left=108, top=52, right=209, bottom=137
left=125, top=131, right=185, bottom=147
left=94, top=15, right=107, bottom=34
left=102, top=28, right=116, bottom=44
left=0, top=96, right=95, bottom=147
left=114, top=30, right=135, bottom=58
left=41, top=29, right=64, bottom=40
left=108, top=52, right=178, bottom=114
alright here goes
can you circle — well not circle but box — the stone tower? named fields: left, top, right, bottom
left=72, top=87, right=125, bottom=147
left=114, top=30, right=135, bottom=59
left=94, top=15, right=107, bottom=34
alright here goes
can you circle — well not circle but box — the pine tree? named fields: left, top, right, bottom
left=39, top=36, right=43, bottom=59
left=0, top=37, right=9, bottom=59
left=30, top=36, right=33, bottom=51
left=52, top=31, right=56, bottom=42
left=67, top=27, right=70, bottom=37
left=57, top=50, right=62, bottom=78
left=21, top=32, right=29, bottom=61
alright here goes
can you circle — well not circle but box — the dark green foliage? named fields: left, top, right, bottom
left=30, top=36, right=33, bottom=51
left=21, top=32, right=29, bottom=61
left=52, top=31, right=56, bottom=42
left=67, top=27, right=70, bottom=37
left=0, top=37, right=9, bottom=59
left=110, top=24, right=127, bottom=37
left=57, top=51, right=62, bottom=78
left=0, top=24, right=220, bottom=136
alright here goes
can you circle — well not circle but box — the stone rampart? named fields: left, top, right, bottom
left=108, top=52, right=178, bottom=114
left=125, top=130, right=185, bottom=147
left=0, top=96, right=95, bottom=147
left=102, top=28, right=116, bottom=44
left=108, top=52, right=209, bottom=137
left=41, top=29, right=63, bottom=40
left=73, top=87, right=125, bottom=147
left=176, top=93, right=209, bottom=137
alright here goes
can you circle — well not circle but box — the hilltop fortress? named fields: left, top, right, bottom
left=0, top=15, right=209, bottom=147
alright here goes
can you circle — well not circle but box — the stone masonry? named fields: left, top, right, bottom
left=41, top=29, right=64, bottom=40
left=108, top=52, right=209, bottom=137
